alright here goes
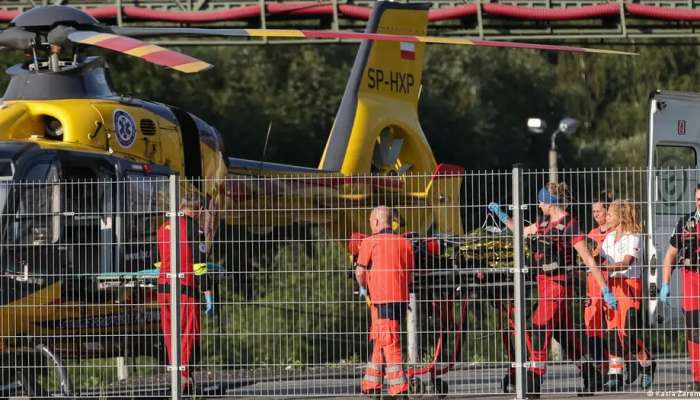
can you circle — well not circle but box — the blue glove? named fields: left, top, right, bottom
left=488, top=202, right=509, bottom=223
left=359, top=287, right=368, bottom=299
left=205, top=292, right=215, bottom=315
left=659, top=282, right=671, bottom=304
left=601, top=286, right=618, bottom=310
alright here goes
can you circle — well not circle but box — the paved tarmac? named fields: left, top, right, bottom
left=90, top=360, right=700, bottom=399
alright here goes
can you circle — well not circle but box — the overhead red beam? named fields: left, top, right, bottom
left=267, top=3, right=334, bottom=16
left=123, top=5, right=261, bottom=23
left=482, top=3, right=620, bottom=21
left=0, top=10, right=19, bottom=21
left=429, top=4, right=478, bottom=22
left=2, top=3, right=700, bottom=24
left=627, top=3, right=700, bottom=21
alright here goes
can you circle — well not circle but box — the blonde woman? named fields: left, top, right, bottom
left=600, top=200, right=654, bottom=390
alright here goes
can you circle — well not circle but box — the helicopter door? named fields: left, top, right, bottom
left=57, top=155, right=116, bottom=290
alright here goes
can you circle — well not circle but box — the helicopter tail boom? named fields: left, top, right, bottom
left=319, top=2, right=434, bottom=176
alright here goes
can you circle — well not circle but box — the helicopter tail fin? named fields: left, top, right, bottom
left=318, top=2, right=435, bottom=175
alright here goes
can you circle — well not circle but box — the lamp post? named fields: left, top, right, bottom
left=527, top=117, right=580, bottom=183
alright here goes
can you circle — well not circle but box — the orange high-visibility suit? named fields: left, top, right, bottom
left=357, top=229, right=414, bottom=396
left=585, top=226, right=609, bottom=370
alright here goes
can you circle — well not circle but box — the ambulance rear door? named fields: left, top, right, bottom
left=648, top=90, right=700, bottom=327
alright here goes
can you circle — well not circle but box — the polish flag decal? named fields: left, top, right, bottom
left=400, top=42, right=416, bottom=60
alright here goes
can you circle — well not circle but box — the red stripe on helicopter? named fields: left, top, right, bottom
left=301, top=30, right=417, bottom=42
left=468, top=38, right=587, bottom=53
left=94, top=35, right=148, bottom=52
left=140, top=50, right=203, bottom=67
left=432, top=164, right=465, bottom=180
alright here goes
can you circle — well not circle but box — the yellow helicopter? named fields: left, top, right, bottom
left=0, top=2, right=631, bottom=396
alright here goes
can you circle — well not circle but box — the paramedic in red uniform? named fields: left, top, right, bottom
left=157, top=193, right=215, bottom=392
left=659, top=184, right=700, bottom=391
left=355, top=206, right=414, bottom=398
left=585, top=193, right=612, bottom=386
left=489, top=183, right=617, bottom=397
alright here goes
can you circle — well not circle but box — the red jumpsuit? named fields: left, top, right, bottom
left=157, top=215, right=208, bottom=380
left=526, top=212, right=585, bottom=377
left=670, top=213, right=700, bottom=384
left=357, top=229, right=414, bottom=396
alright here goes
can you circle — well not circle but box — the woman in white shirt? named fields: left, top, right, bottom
left=600, top=199, right=654, bottom=390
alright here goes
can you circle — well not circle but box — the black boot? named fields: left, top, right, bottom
left=640, top=359, right=656, bottom=389
left=579, top=360, right=604, bottom=396
left=687, top=381, right=700, bottom=392
left=525, top=370, right=541, bottom=399
left=625, top=359, right=640, bottom=385
left=502, top=367, right=515, bottom=393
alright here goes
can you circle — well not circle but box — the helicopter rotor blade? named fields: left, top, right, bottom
left=0, top=27, right=35, bottom=51
left=111, top=26, right=636, bottom=56
left=67, top=30, right=212, bottom=73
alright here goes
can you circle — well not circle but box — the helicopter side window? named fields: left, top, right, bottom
left=11, top=163, right=60, bottom=245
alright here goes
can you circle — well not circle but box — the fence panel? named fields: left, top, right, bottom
left=4, top=169, right=700, bottom=398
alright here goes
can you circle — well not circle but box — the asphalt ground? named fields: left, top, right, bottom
left=85, top=361, right=700, bottom=399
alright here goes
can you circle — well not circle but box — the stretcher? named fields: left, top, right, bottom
left=406, top=226, right=519, bottom=396
left=96, top=263, right=225, bottom=289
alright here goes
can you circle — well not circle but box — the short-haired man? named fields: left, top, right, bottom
left=356, top=206, right=414, bottom=398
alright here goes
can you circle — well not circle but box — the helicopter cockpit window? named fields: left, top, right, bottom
left=0, top=160, right=15, bottom=219
left=10, top=163, right=60, bottom=245
left=0, top=160, right=15, bottom=180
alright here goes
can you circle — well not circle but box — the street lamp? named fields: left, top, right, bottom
left=527, top=117, right=580, bottom=183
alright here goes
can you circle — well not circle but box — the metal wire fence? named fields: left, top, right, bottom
left=2, top=168, right=700, bottom=398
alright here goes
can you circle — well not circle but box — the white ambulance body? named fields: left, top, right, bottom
left=648, top=91, right=700, bottom=327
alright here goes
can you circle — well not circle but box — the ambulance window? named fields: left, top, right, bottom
left=654, top=145, right=697, bottom=168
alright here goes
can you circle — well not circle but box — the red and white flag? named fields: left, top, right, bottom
left=400, top=42, right=416, bottom=60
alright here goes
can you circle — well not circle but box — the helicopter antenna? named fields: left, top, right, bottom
left=261, top=122, right=273, bottom=167
left=30, top=46, right=39, bottom=72
left=49, top=44, right=61, bottom=72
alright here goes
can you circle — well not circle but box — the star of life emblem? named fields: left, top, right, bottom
left=114, top=109, right=137, bottom=149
